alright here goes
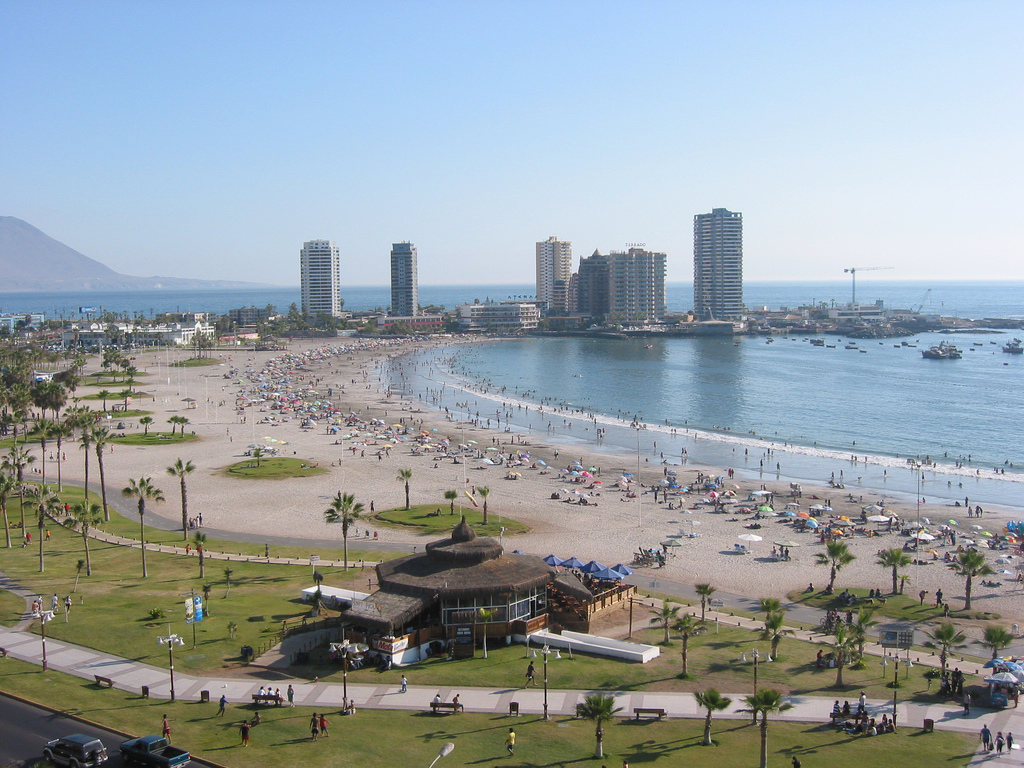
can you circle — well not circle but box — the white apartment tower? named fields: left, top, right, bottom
left=693, top=208, right=744, bottom=320
left=390, top=242, right=419, bottom=317
left=535, top=236, right=573, bottom=312
left=299, top=240, right=342, bottom=317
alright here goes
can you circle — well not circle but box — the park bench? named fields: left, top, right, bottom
left=252, top=693, right=283, bottom=705
left=430, top=701, right=463, bottom=714
left=94, top=675, right=115, bottom=688
left=634, top=707, right=667, bottom=720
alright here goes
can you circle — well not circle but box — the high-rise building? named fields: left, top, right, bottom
left=693, top=208, right=743, bottom=320
left=299, top=240, right=342, bottom=317
left=575, top=250, right=611, bottom=318
left=535, top=236, right=573, bottom=313
left=607, top=247, right=667, bottom=322
left=390, top=242, right=419, bottom=317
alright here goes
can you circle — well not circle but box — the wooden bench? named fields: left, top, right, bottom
left=430, top=701, right=463, bottom=714
left=634, top=707, right=667, bottom=720
left=94, top=675, right=114, bottom=688
left=252, top=694, right=283, bottom=706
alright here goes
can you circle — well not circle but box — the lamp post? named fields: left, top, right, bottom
left=427, top=742, right=455, bottom=768
left=752, top=647, right=761, bottom=693
left=330, top=640, right=352, bottom=707
left=892, top=653, right=913, bottom=730
left=157, top=628, right=185, bottom=701
left=33, top=608, right=55, bottom=671
left=542, top=644, right=552, bottom=721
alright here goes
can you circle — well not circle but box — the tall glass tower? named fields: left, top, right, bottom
left=693, top=209, right=743, bottom=320
left=299, top=240, right=342, bottom=317
left=390, top=242, right=419, bottom=317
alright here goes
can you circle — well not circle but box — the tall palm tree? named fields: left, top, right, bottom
left=743, top=689, right=793, bottom=768
left=815, top=540, right=856, bottom=591
left=876, top=548, right=912, bottom=595
left=980, top=626, right=1015, bottom=660
left=96, top=389, right=112, bottom=412
left=761, top=610, right=794, bottom=661
left=3, top=445, right=35, bottom=532
left=577, top=693, right=622, bottom=759
left=444, top=489, right=458, bottom=515
left=0, top=471, right=15, bottom=548
left=193, top=531, right=208, bottom=579
left=32, top=418, right=58, bottom=487
left=397, top=468, right=413, bottom=510
left=695, top=583, right=717, bottom=621
left=166, top=458, right=196, bottom=540
left=923, top=621, right=968, bottom=675
left=953, top=550, right=994, bottom=611
left=823, top=624, right=857, bottom=687
left=324, top=491, right=364, bottom=569
left=73, top=559, right=86, bottom=592
left=52, top=421, right=71, bottom=491
left=65, top=501, right=103, bottom=576
left=758, top=597, right=781, bottom=622
left=672, top=613, right=706, bottom=675
left=27, top=485, right=58, bottom=573
left=478, top=486, right=490, bottom=524
left=121, top=477, right=165, bottom=578
left=650, top=603, right=680, bottom=645
left=223, top=566, right=234, bottom=598
left=848, top=607, right=879, bottom=663
left=139, top=416, right=154, bottom=435
left=79, top=427, right=94, bottom=501
left=91, top=427, right=111, bottom=521
left=695, top=688, right=732, bottom=746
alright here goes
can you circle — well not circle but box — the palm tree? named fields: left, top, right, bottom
left=761, top=610, right=794, bottom=661
left=168, top=415, right=187, bottom=436
left=823, top=624, right=857, bottom=687
left=96, top=389, right=111, bottom=412
left=32, top=418, right=58, bottom=487
left=650, top=602, right=680, bottom=645
left=444, top=489, right=458, bottom=515
left=0, top=471, right=15, bottom=548
left=695, top=688, right=732, bottom=746
left=952, top=550, right=994, bottom=611
left=923, top=621, right=968, bottom=675
left=202, top=582, right=212, bottom=617
left=65, top=501, right=103, bottom=576
left=743, top=689, right=793, bottom=768
left=815, top=540, right=856, bottom=591
left=91, top=427, right=111, bottom=521
left=79, top=428, right=93, bottom=501
left=52, top=421, right=71, bottom=491
left=166, top=458, right=196, bottom=540
left=118, top=388, right=134, bottom=411
left=848, top=608, right=878, bottom=663
left=28, top=485, right=58, bottom=573
left=477, top=607, right=495, bottom=658
left=695, top=584, right=717, bottom=621
left=980, top=626, right=1015, bottom=660
left=672, top=613, right=706, bottom=675
left=324, top=491, right=364, bottom=569
left=478, top=486, right=490, bottom=524
left=876, top=548, right=912, bottom=595
left=758, top=597, right=781, bottom=622
left=251, top=446, right=264, bottom=467
left=397, top=468, right=413, bottom=510
left=193, top=531, right=208, bottom=579
left=577, top=693, right=622, bottom=759
left=223, top=566, right=234, bottom=598
left=73, top=558, right=86, bottom=592
left=121, top=477, right=165, bottom=578
left=139, top=416, right=154, bottom=435
left=3, top=445, right=35, bottom=532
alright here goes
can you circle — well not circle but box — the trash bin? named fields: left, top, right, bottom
left=509, top=702, right=520, bottom=716
left=240, top=645, right=254, bottom=661
left=923, top=718, right=934, bottom=732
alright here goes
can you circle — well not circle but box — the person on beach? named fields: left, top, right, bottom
left=310, top=713, right=320, bottom=741
left=218, top=695, right=227, bottom=716
left=505, top=727, right=516, bottom=756
left=239, top=720, right=250, bottom=747
left=526, top=661, right=536, bottom=687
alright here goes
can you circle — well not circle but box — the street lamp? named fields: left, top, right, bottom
left=330, top=640, right=352, bottom=708
left=33, top=608, right=55, bottom=671
left=427, top=742, right=455, bottom=768
left=542, top=645, right=553, bottom=721
left=892, top=653, right=913, bottom=730
left=752, top=647, right=761, bottom=693
left=157, top=628, right=185, bottom=701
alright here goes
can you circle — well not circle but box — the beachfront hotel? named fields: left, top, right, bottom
left=535, top=236, right=573, bottom=313
left=299, top=239, right=342, bottom=317
left=390, top=242, right=419, bottom=317
left=608, top=247, right=667, bottom=322
left=693, top=208, right=744, bottom=320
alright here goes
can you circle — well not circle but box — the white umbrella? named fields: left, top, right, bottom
left=738, top=533, right=763, bottom=542
left=914, top=532, right=936, bottom=541
left=867, top=515, right=891, bottom=523
left=970, top=525, right=984, bottom=530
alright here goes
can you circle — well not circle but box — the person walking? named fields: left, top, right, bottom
left=310, top=713, right=320, bottom=741
left=218, top=695, right=227, bottom=717
left=1006, top=733, right=1014, bottom=751
left=239, top=720, right=250, bottom=747
left=505, top=727, right=516, bottom=756
left=996, top=732, right=1005, bottom=753
left=318, top=713, right=329, bottom=737
left=526, top=661, right=536, bottom=687
left=981, top=724, right=992, bottom=752
left=287, top=684, right=295, bottom=706
left=162, top=714, right=173, bottom=744
left=791, top=758, right=802, bottom=768
left=400, top=675, right=408, bottom=693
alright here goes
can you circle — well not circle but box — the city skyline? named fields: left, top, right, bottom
left=2, top=3, right=1023, bottom=285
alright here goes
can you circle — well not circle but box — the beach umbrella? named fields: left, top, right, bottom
left=805, top=519, right=819, bottom=528
left=984, top=659, right=1009, bottom=668
left=536, top=459, right=547, bottom=466
left=914, top=532, right=936, bottom=541
left=738, top=533, right=763, bottom=542
left=999, top=569, right=1014, bottom=575
left=581, top=560, right=608, bottom=573
left=796, top=511, right=810, bottom=518
left=543, top=554, right=565, bottom=567
left=867, top=515, right=891, bottom=523
left=511, top=549, right=525, bottom=555
left=612, top=563, right=635, bottom=576
left=774, top=540, right=801, bottom=548
left=784, top=510, right=797, bottom=517
left=661, top=540, right=682, bottom=548
left=786, top=502, right=801, bottom=508
left=752, top=490, right=772, bottom=497
left=996, top=557, right=1014, bottom=565
left=947, top=519, right=959, bottom=525
left=985, top=672, right=1020, bottom=684
left=562, top=556, right=586, bottom=569
left=831, top=519, right=854, bottom=528
left=591, top=567, right=624, bottom=581
left=758, top=505, right=774, bottom=512
left=970, top=525, right=984, bottom=530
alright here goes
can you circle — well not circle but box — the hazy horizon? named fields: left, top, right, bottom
left=3, top=2, right=1022, bottom=285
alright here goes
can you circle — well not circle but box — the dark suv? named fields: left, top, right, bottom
left=43, top=734, right=109, bottom=767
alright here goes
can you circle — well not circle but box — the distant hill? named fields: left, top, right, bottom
left=0, top=217, right=268, bottom=292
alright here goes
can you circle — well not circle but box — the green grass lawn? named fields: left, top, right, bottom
left=0, top=588, right=27, bottom=626
left=170, top=357, right=221, bottom=367
left=375, top=504, right=529, bottom=537
left=0, top=656, right=976, bottom=768
left=110, top=431, right=200, bottom=446
left=222, top=457, right=328, bottom=479
left=787, top=586, right=1002, bottom=622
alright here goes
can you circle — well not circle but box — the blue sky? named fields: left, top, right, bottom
left=2, top=1, right=1022, bottom=285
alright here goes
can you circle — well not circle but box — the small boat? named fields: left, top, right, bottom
left=1003, top=338, right=1023, bottom=354
left=922, top=342, right=963, bottom=359
left=810, top=339, right=825, bottom=346
left=844, top=343, right=858, bottom=350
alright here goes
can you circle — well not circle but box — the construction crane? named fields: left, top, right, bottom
left=913, top=288, right=932, bottom=314
left=844, top=266, right=893, bottom=304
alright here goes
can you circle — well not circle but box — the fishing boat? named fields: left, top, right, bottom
left=1004, top=338, right=1023, bottom=354
left=810, top=338, right=825, bottom=346
left=922, top=342, right=963, bottom=359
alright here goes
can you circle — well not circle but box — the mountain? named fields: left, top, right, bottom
left=0, top=217, right=268, bottom=292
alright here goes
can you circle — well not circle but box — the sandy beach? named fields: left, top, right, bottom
left=56, top=337, right=1024, bottom=626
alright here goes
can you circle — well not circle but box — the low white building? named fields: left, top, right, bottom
left=457, top=302, right=540, bottom=332
left=61, top=320, right=215, bottom=347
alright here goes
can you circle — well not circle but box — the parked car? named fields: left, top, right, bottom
left=43, top=734, right=108, bottom=767
left=119, top=736, right=190, bottom=767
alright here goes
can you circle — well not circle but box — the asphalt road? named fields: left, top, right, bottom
left=0, top=694, right=126, bottom=768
